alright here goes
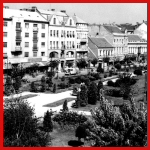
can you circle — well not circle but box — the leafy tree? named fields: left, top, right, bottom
left=82, top=96, right=147, bottom=146
left=4, top=97, right=50, bottom=146
left=4, top=76, right=14, bottom=96
left=91, top=58, right=98, bottom=67
left=43, top=110, right=53, bottom=132
left=13, top=76, right=21, bottom=93
left=49, top=60, right=59, bottom=71
left=97, top=65, right=104, bottom=73
left=66, top=61, right=73, bottom=68
left=80, top=83, right=88, bottom=107
left=88, top=82, right=98, bottom=105
left=77, top=58, right=87, bottom=69
left=103, top=57, right=110, bottom=64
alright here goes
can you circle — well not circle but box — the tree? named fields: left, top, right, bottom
left=97, top=64, right=104, bottom=73
left=43, top=110, right=53, bottom=132
left=30, top=82, right=37, bottom=92
left=49, top=60, right=59, bottom=71
left=4, top=97, right=50, bottom=146
left=66, top=61, right=73, bottom=68
left=103, top=57, right=110, bottom=64
left=53, top=84, right=56, bottom=93
left=13, top=76, right=21, bottom=93
left=82, top=96, right=147, bottom=146
left=88, top=82, right=98, bottom=105
left=115, top=63, right=121, bottom=72
left=41, top=76, right=46, bottom=92
left=62, top=100, right=69, bottom=112
left=4, top=76, right=14, bottom=96
left=91, top=58, right=98, bottom=67
left=77, top=58, right=87, bottom=69
left=80, top=83, right=88, bottom=107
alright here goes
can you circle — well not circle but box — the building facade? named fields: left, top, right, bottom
left=99, top=25, right=128, bottom=61
left=3, top=6, right=49, bottom=69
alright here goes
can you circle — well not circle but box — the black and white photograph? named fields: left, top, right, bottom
left=3, top=3, right=147, bottom=147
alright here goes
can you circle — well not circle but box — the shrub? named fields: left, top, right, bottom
left=97, top=66, right=104, bottom=73
left=69, top=77, right=75, bottom=84
left=107, top=80, right=114, bottom=86
left=88, top=76, right=96, bottom=81
left=75, top=125, right=87, bottom=141
left=4, top=76, right=14, bottom=96
left=115, top=63, right=121, bottom=71
left=13, top=76, right=21, bottom=93
left=88, top=82, right=98, bottom=105
left=61, top=76, right=65, bottom=81
left=62, top=100, right=69, bottom=112
left=109, top=70, right=113, bottom=77
left=75, top=76, right=82, bottom=84
left=106, top=89, right=121, bottom=97
left=114, top=79, right=121, bottom=87
left=43, top=110, right=53, bottom=132
left=46, top=77, right=53, bottom=88
left=91, top=73, right=101, bottom=80
left=58, top=83, right=66, bottom=89
left=4, top=98, right=50, bottom=146
left=104, top=74, right=107, bottom=78
left=134, top=68, right=142, bottom=75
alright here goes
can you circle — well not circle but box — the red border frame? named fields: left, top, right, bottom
left=1, top=0, right=149, bottom=149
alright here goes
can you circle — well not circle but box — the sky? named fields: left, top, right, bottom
left=4, top=3, right=147, bottom=25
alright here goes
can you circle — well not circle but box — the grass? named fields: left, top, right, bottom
left=4, top=94, right=38, bottom=101
left=43, top=97, right=76, bottom=107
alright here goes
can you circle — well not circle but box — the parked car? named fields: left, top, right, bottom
left=65, top=68, right=78, bottom=75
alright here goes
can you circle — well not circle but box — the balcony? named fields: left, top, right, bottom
left=15, top=46, right=22, bottom=51
left=33, top=37, right=38, bottom=41
left=16, top=27, right=22, bottom=31
left=33, top=27, right=39, bottom=32
left=16, top=36, right=22, bottom=41
left=32, top=47, right=38, bottom=51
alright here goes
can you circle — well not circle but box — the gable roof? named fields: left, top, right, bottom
left=89, top=37, right=114, bottom=48
left=72, top=15, right=87, bottom=24
left=127, top=34, right=142, bottom=41
left=3, top=8, right=47, bottom=22
left=119, top=24, right=135, bottom=32
left=103, top=25, right=122, bottom=34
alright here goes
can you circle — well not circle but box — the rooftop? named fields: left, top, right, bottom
left=72, top=15, right=87, bottom=24
left=103, top=25, right=123, bottom=34
left=127, top=34, right=142, bottom=41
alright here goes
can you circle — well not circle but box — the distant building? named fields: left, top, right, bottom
left=134, top=20, right=147, bottom=41
left=117, top=23, right=135, bottom=34
left=99, top=24, right=128, bottom=61
left=127, top=34, right=147, bottom=60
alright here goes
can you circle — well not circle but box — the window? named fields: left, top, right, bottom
left=16, top=42, right=21, bottom=46
left=33, top=24, right=37, bottom=27
left=16, top=32, right=21, bottom=37
left=3, top=42, right=7, bottom=48
left=42, top=24, right=45, bottom=29
left=41, top=42, right=45, bottom=47
left=53, top=30, right=55, bottom=37
left=53, top=18, right=56, bottom=24
left=4, top=32, right=7, bottom=37
left=25, top=42, right=29, bottom=47
left=25, top=23, right=29, bottom=28
left=24, top=52, right=29, bottom=57
left=56, top=41, right=59, bottom=48
left=50, top=41, right=52, bottom=49
left=33, top=52, right=37, bottom=57
left=50, top=30, right=52, bottom=37
left=4, top=22, right=7, bottom=27
left=41, top=52, right=45, bottom=56
left=41, top=33, right=45, bottom=38
left=57, top=30, right=59, bottom=37
left=25, top=33, right=29, bottom=37
left=33, top=33, right=37, bottom=37
left=16, top=22, right=21, bottom=28
left=70, top=19, right=72, bottom=25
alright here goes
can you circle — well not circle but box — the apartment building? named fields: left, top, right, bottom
left=73, top=15, right=89, bottom=60
left=99, top=24, right=128, bottom=62
left=3, top=6, right=49, bottom=69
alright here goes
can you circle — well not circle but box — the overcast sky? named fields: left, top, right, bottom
left=4, top=3, right=147, bottom=25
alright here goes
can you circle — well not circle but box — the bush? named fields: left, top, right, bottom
left=107, top=80, right=114, bottom=86
left=106, top=89, right=121, bottom=97
left=104, top=74, right=107, bottom=78
left=134, top=68, right=142, bottom=75
left=58, top=83, right=66, bottom=89
left=91, top=73, right=101, bottom=80
left=53, top=84, right=56, bottom=93
left=62, top=100, right=69, bottom=112
left=75, top=76, right=82, bottom=84
left=88, top=82, right=98, bottom=105
left=88, top=76, right=96, bottom=81
left=4, top=98, right=50, bottom=146
left=61, top=76, right=65, bottom=81
left=114, top=79, right=121, bottom=87
left=109, top=70, right=113, bottom=77
left=97, top=66, right=104, bottom=73
left=13, top=76, right=21, bottom=93
left=115, top=63, right=121, bottom=71
left=69, top=77, right=75, bottom=84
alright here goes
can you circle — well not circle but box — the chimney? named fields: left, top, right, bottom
left=31, top=6, right=37, bottom=12
left=51, top=9, right=55, bottom=11
left=60, top=10, right=66, bottom=13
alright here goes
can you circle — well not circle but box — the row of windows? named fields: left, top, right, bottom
left=3, top=42, right=46, bottom=48
left=114, top=38, right=128, bottom=43
left=4, top=32, right=46, bottom=38
left=50, top=30, right=75, bottom=38
left=77, top=33, right=88, bottom=39
left=24, top=52, right=45, bottom=57
left=3, top=21, right=46, bottom=29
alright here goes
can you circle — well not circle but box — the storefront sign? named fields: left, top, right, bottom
left=28, top=58, right=42, bottom=63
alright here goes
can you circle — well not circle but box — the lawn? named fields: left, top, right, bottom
left=43, top=97, right=76, bottom=107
